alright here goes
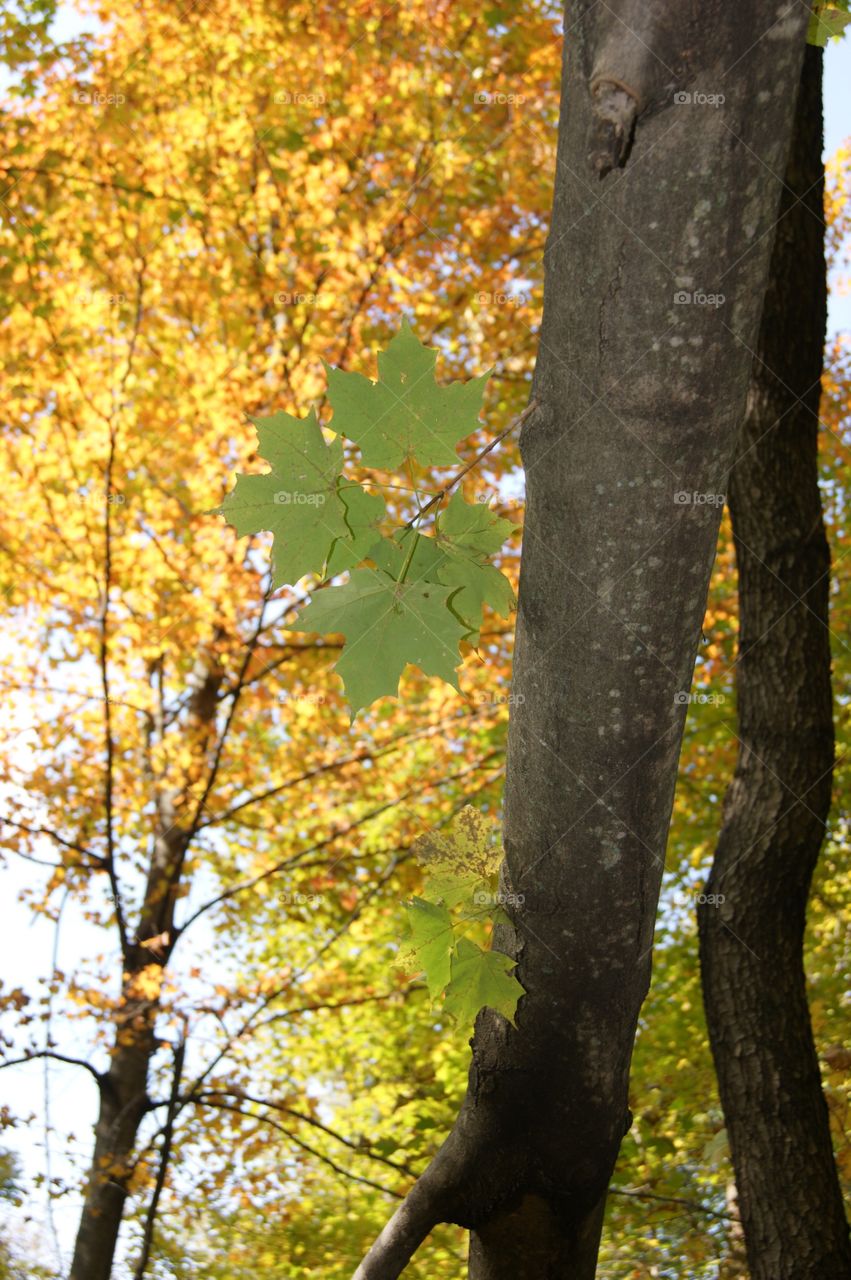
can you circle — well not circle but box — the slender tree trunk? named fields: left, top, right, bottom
left=68, top=831, right=182, bottom=1280
left=354, top=2, right=809, bottom=1276
left=698, top=45, right=851, bottom=1280
left=68, top=991, right=158, bottom=1280
left=69, top=661, right=222, bottom=1280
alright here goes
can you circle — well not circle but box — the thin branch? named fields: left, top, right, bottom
left=0, top=819, right=105, bottom=868
left=196, top=709, right=485, bottom=830
left=0, top=1050, right=104, bottom=1089
left=0, top=165, right=214, bottom=210
left=192, top=1088, right=417, bottom=1177
left=99, top=420, right=129, bottom=956
left=177, top=752, right=502, bottom=934
left=178, top=585, right=272, bottom=854
left=403, top=397, right=537, bottom=530
left=608, top=1185, right=736, bottom=1223
left=253, top=990, right=402, bottom=1033
left=194, top=1097, right=403, bottom=1199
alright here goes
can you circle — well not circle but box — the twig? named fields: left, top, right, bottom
left=608, top=1185, right=735, bottom=1222
left=403, top=397, right=537, bottom=530
left=0, top=1049, right=104, bottom=1088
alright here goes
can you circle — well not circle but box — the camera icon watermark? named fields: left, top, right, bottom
left=673, top=90, right=725, bottom=107
left=274, top=91, right=326, bottom=106
left=273, top=491, right=326, bottom=506
left=477, top=290, right=528, bottom=307
left=674, top=289, right=725, bottom=308
left=74, top=88, right=125, bottom=107
left=474, top=90, right=526, bottom=106
left=472, top=889, right=525, bottom=908
left=674, top=490, right=726, bottom=507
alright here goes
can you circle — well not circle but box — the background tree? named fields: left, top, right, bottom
left=698, top=41, right=851, bottom=1279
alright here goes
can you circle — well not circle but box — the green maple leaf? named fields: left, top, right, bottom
left=440, top=557, right=515, bottom=642
left=325, top=483, right=386, bottom=576
left=214, top=409, right=348, bottom=587
left=434, top=493, right=515, bottom=638
left=397, top=897, right=454, bottom=999
left=442, top=937, right=524, bottom=1026
left=371, top=499, right=515, bottom=639
left=413, top=805, right=502, bottom=907
left=368, top=527, right=446, bottom=583
left=435, top=491, right=515, bottom=559
left=325, top=320, right=491, bottom=470
left=289, top=568, right=466, bottom=715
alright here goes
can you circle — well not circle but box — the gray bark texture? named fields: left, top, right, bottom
left=354, top=0, right=811, bottom=1276
left=698, top=43, right=851, bottom=1280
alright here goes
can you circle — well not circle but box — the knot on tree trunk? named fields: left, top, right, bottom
left=588, top=78, right=641, bottom=175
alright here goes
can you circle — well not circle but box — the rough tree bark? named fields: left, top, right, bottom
left=353, top=2, right=810, bottom=1277
left=698, top=45, right=851, bottom=1280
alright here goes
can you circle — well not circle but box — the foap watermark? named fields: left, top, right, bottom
left=473, top=490, right=522, bottom=510
left=279, top=890, right=324, bottom=906
left=273, top=491, right=326, bottom=505
left=276, top=291, right=320, bottom=306
left=674, top=289, right=725, bottom=308
left=673, top=90, right=725, bottom=108
left=674, top=490, right=726, bottom=507
left=473, top=691, right=525, bottom=706
left=674, top=691, right=726, bottom=706
left=474, top=90, right=526, bottom=106
left=477, top=290, right=528, bottom=308
left=672, top=887, right=726, bottom=910
left=472, top=889, right=526, bottom=909
left=74, top=88, right=126, bottom=107
left=274, top=90, right=326, bottom=106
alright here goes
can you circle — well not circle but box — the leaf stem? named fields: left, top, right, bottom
left=396, top=523, right=421, bottom=586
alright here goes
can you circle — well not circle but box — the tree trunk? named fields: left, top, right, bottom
left=69, top=660, right=222, bottom=1279
left=68, top=843, right=181, bottom=1280
left=698, top=44, right=851, bottom=1280
left=68, top=998, right=157, bottom=1280
left=354, top=2, right=809, bottom=1276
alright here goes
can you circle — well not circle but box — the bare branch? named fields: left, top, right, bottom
left=0, top=818, right=105, bottom=868
left=608, top=1185, right=736, bottom=1223
left=99, top=420, right=129, bottom=956
left=194, top=1096, right=403, bottom=1199
left=0, top=1050, right=104, bottom=1089
left=192, top=1088, right=418, bottom=1177
left=197, top=709, right=485, bottom=830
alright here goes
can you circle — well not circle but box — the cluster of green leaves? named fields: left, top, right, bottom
left=808, top=0, right=851, bottom=45
left=216, top=322, right=515, bottom=717
left=397, top=806, right=524, bottom=1026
